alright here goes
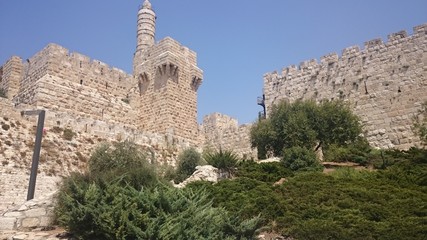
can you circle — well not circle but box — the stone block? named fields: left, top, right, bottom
left=12, top=234, right=28, bottom=240
left=25, top=208, right=46, bottom=218
left=39, top=216, right=52, bottom=227
left=4, top=211, right=23, bottom=217
left=0, top=217, right=17, bottom=230
left=21, top=217, right=40, bottom=228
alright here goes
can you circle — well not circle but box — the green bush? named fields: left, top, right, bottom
left=236, top=161, right=293, bottom=183
left=323, top=137, right=371, bottom=165
left=56, top=177, right=262, bottom=239
left=282, top=146, right=322, bottom=171
left=187, top=148, right=427, bottom=239
left=55, top=141, right=262, bottom=239
left=0, top=88, right=6, bottom=98
left=63, top=128, right=75, bottom=141
left=88, top=141, right=158, bottom=189
left=174, top=148, right=202, bottom=183
left=204, top=149, right=239, bottom=178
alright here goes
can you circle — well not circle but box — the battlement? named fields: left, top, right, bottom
left=39, top=43, right=133, bottom=85
left=268, top=23, right=426, bottom=80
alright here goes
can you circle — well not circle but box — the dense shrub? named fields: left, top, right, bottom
left=56, top=141, right=262, bottom=239
left=174, top=148, right=202, bottom=183
left=188, top=148, right=427, bottom=239
left=282, top=146, right=322, bottom=171
left=62, top=128, right=75, bottom=141
left=236, top=161, right=293, bottom=183
left=187, top=177, right=284, bottom=223
left=274, top=169, right=427, bottom=239
left=0, top=88, right=6, bottom=98
left=88, top=141, right=158, bottom=189
left=56, top=177, right=261, bottom=240
left=323, top=137, right=372, bottom=165
left=204, top=149, right=239, bottom=178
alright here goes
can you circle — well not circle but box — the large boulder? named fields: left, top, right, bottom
left=174, top=165, right=219, bottom=188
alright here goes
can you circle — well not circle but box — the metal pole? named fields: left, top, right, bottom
left=27, top=110, right=45, bottom=200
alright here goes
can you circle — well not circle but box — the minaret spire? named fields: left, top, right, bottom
left=136, top=0, right=156, bottom=52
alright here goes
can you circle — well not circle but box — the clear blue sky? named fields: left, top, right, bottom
left=1, top=1, right=426, bottom=124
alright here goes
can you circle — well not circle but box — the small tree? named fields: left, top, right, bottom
left=412, top=101, right=427, bottom=147
left=251, top=100, right=363, bottom=159
left=175, top=148, right=202, bottom=183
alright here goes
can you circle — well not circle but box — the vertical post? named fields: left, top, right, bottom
left=27, top=110, right=45, bottom=200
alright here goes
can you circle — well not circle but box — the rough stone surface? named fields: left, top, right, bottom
left=202, top=113, right=257, bottom=159
left=21, top=218, right=39, bottom=228
left=174, top=165, right=219, bottom=188
left=0, top=193, right=55, bottom=231
left=0, top=217, right=16, bottom=231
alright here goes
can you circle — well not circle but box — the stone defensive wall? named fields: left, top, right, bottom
left=263, top=23, right=427, bottom=149
left=202, top=113, right=257, bottom=159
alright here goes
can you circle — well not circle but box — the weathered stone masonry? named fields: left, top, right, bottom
left=0, top=0, right=203, bottom=145
left=263, top=24, right=427, bottom=149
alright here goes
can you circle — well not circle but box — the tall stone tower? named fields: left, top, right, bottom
left=133, top=0, right=203, bottom=143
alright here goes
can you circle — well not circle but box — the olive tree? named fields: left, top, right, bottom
left=250, top=99, right=363, bottom=159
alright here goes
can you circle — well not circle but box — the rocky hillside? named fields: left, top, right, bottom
left=0, top=108, right=181, bottom=213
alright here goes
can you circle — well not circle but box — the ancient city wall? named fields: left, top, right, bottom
left=202, top=113, right=257, bottom=159
left=6, top=44, right=143, bottom=129
left=264, top=24, right=427, bottom=149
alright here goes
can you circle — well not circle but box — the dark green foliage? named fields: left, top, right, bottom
left=204, top=149, right=239, bottom=178
left=56, top=141, right=262, bottom=239
left=56, top=178, right=261, bottom=240
left=0, top=88, right=6, bottom=98
left=249, top=118, right=276, bottom=159
left=316, top=100, right=362, bottom=147
left=412, top=101, right=427, bottom=146
left=282, top=146, right=322, bottom=171
left=62, top=128, right=75, bottom=141
left=188, top=177, right=285, bottom=222
left=275, top=168, right=427, bottom=239
left=236, top=161, right=293, bottom=183
left=188, top=148, right=427, bottom=239
left=174, top=148, right=202, bottom=183
left=251, top=100, right=363, bottom=159
left=88, top=141, right=158, bottom=189
left=323, top=137, right=372, bottom=165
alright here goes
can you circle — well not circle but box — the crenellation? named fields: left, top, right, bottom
left=364, top=38, right=384, bottom=49
left=413, top=23, right=427, bottom=36
left=388, top=30, right=408, bottom=42
left=320, top=53, right=339, bottom=64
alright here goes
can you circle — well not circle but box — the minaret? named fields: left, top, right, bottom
left=136, top=0, right=156, bottom=52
